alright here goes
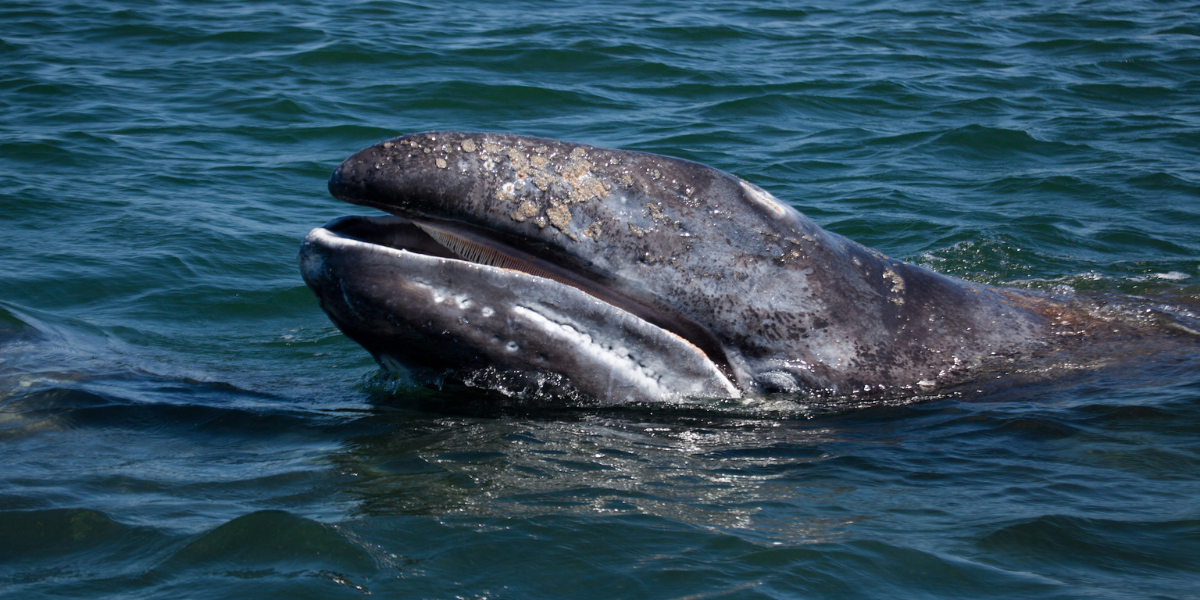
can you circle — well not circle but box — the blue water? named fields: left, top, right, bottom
left=2, top=0, right=1199, bottom=598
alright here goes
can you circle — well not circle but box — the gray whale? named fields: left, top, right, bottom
left=300, top=131, right=1065, bottom=403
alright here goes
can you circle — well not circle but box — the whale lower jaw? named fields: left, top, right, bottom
left=299, top=215, right=741, bottom=403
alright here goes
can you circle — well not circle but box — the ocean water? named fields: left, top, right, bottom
left=3, top=0, right=1200, bottom=598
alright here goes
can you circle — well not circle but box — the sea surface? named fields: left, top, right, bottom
left=3, top=0, right=1200, bottom=598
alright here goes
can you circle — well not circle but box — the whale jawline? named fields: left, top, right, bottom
left=315, top=214, right=736, bottom=381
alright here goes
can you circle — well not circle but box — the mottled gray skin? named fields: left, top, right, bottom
left=303, top=131, right=1050, bottom=400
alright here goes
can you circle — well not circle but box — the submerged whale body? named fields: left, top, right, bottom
left=301, top=131, right=1080, bottom=404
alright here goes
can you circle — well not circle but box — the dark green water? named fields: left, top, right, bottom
left=3, top=1, right=1200, bottom=598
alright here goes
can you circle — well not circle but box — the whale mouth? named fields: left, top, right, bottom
left=321, top=215, right=615, bottom=297
left=314, top=214, right=735, bottom=381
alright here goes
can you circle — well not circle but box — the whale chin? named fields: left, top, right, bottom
left=299, top=214, right=742, bottom=404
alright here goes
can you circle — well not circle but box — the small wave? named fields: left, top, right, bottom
left=162, top=510, right=376, bottom=575
left=1015, top=38, right=1149, bottom=54
left=0, top=508, right=130, bottom=560
left=0, top=508, right=172, bottom=589
left=1129, top=271, right=1190, bottom=281
left=922, top=125, right=1084, bottom=161
left=978, top=514, right=1200, bottom=574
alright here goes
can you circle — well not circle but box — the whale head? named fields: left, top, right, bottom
left=300, top=132, right=1046, bottom=402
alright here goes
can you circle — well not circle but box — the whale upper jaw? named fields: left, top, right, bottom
left=299, top=214, right=741, bottom=403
